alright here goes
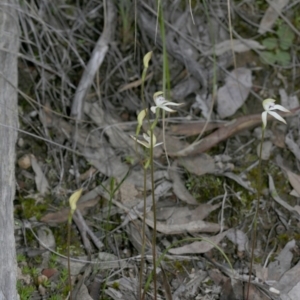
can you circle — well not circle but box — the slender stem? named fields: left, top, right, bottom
left=140, top=167, right=147, bottom=300
left=150, top=128, right=157, bottom=300
left=246, top=128, right=264, bottom=300
left=67, top=215, right=72, bottom=300
left=139, top=51, right=149, bottom=299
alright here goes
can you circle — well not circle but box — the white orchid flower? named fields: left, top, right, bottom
left=262, top=99, right=290, bottom=129
left=130, top=131, right=162, bottom=148
left=151, top=92, right=182, bottom=114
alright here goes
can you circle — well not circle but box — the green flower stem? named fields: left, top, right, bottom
left=67, top=212, right=73, bottom=300
left=141, top=111, right=160, bottom=300
left=139, top=166, right=147, bottom=300
left=246, top=128, right=264, bottom=300
left=150, top=127, right=157, bottom=300
left=139, top=52, right=152, bottom=299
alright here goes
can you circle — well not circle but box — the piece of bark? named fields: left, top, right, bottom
left=0, top=2, right=19, bottom=299
left=171, top=121, right=223, bottom=136
left=171, top=107, right=300, bottom=156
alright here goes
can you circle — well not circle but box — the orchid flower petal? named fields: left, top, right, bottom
left=262, top=99, right=275, bottom=111
left=271, top=105, right=290, bottom=112
left=151, top=93, right=182, bottom=114
left=268, top=111, right=287, bottom=124
left=130, top=135, right=150, bottom=148
left=262, top=111, right=267, bottom=129
left=153, top=142, right=163, bottom=147
left=145, top=130, right=162, bottom=147
left=153, top=91, right=164, bottom=101
left=261, top=98, right=290, bottom=128
left=151, top=105, right=176, bottom=113
left=130, top=132, right=162, bottom=149
left=160, top=107, right=177, bottom=112
left=163, top=102, right=182, bottom=107
left=154, top=96, right=167, bottom=106
left=143, top=132, right=151, bottom=143
left=151, top=106, right=158, bottom=113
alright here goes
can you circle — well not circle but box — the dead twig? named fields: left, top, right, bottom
left=71, top=0, right=116, bottom=121
left=171, top=107, right=300, bottom=156
left=74, top=210, right=104, bottom=251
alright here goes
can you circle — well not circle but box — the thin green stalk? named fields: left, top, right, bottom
left=66, top=189, right=82, bottom=300
left=139, top=51, right=152, bottom=299
left=157, top=2, right=171, bottom=167
left=67, top=216, right=72, bottom=300
left=139, top=167, right=147, bottom=300
left=150, top=127, right=157, bottom=300
left=246, top=128, right=264, bottom=300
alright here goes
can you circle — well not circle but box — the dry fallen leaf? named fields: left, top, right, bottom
left=168, top=231, right=228, bottom=254
left=156, top=205, right=176, bottom=221
left=268, top=239, right=295, bottom=281
left=125, top=221, right=152, bottom=253
left=204, top=39, right=265, bottom=56
left=274, top=255, right=300, bottom=299
left=268, top=174, right=300, bottom=215
left=179, top=153, right=215, bottom=176
left=280, top=88, right=300, bottom=111
left=146, top=212, right=221, bottom=235
left=217, top=68, right=252, bottom=119
left=118, top=181, right=140, bottom=207
left=223, top=172, right=255, bottom=193
left=165, top=204, right=221, bottom=225
left=258, top=0, right=290, bottom=34
left=226, top=229, right=248, bottom=252
left=76, top=284, right=94, bottom=300
left=285, top=132, right=300, bottom=163
left=271, top=128, right=286, bottom=148
left=169, top=161, right=198, bottom=205
left=30, top=155, right=49, bottom=195
left=285, top=169, right=300, bottom=197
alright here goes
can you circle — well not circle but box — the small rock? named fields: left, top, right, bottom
left=18, top=154, right=31, bottom=169
left=41, top=268, right=57, bottom=279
